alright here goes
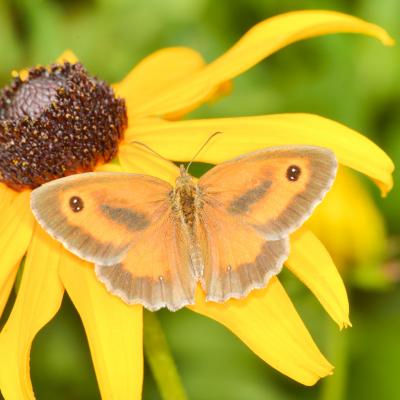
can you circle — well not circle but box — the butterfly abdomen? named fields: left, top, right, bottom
left=171, top=181, right=204, bottom=278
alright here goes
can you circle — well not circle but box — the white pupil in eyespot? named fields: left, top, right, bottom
left=69, top=196, right=84, bottom=212
left=286, top=165, right=301, bottom=181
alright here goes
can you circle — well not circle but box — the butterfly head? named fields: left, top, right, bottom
left=176, top=164, right=194, bottom=189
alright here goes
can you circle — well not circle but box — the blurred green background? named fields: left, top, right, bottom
left=0, top=0, right=399, bottom=399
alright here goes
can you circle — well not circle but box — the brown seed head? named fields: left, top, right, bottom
left=0, top=62, right=127, bottom=191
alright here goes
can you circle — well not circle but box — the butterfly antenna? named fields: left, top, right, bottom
left=129, top=141, right=169, bottom=162
left=186, top=131, right=222, bottom=174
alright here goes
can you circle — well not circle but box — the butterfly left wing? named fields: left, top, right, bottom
left=195, top=145, right=337, bottom=301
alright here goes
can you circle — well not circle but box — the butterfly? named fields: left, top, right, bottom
left=30, top=145, right=337, bottom=311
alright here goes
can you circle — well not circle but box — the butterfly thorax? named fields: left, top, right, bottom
left=172, top=166, right=202, bottom=229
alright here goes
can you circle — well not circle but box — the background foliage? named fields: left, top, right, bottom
left=0, top=0, right=399, bottom=399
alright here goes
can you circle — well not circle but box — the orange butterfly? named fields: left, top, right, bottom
left=31, top=145, right=337, bottom=311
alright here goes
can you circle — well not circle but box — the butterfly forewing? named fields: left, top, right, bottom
left=198, top=146, right=337, bottom=240
left=31, top=172, right=173, bottom=265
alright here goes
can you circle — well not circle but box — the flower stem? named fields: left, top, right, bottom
left=320, top=320, right=349, bottom=400
left=143, top=310, right=188, bottom=400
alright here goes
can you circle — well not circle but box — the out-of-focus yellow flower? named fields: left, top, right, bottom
left=0, top=10, right=395, bottom=400
left=306, top=167, right=389, bottom=289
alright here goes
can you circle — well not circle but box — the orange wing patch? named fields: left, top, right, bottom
left=197, top=200, right=289, bottom=302
left=95, top=211, right=197, bottom=311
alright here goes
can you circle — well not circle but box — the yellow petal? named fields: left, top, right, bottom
left=306, top=167, right=387, bottom=278
left=0, top=183, right=18, bottom=209
left=0, top=224, right=64, bottom=400
left=56, top=49, right=79, bottom=64
left=118, top=143, right=180, bottom=184
left=59, top=250, right=143, bottom=400
left=131, top=10, right=393, bottom=119
left=95, top=162, right=125, bottom=173
left=15, top=49, right=79, bottom=81
left=132, top=113, right=394, bottom=195
left=286, top=230, right=350, bottom=329
left=0, top=192, right=35, bottom=317
left=0, top=263, right=19, bottom=319
left=114, top=47, right=206, bottom=122
left=189, top=278, right=333, bottom=385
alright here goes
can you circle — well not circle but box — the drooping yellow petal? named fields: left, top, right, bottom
left=59, top=250, right=143, bottom=400
left=306, top=168, right=387, bottom=283
left=0, top=263, right=19, bottom=319
left=118, top=143, right=180, bottom=184
left=114, top=47, right=207, bottom=122
left=131, top=10, right=393, bottom=119
left=131, top=114, right=394, bottom=195
left=56, top=49, right=79, bottom=64
left=0, top=183, right=18, bottom=209
left=0, top=192, right=35, bottom=317
left=0, top=224, right=64, bottom=400
left=189, top=278, right=333, bottom=386
left=286, top=230, right=350, bottom=329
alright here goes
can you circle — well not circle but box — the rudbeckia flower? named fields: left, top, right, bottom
left=0, top=10, right=395, bottom=399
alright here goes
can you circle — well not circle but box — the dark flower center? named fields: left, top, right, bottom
left=3, top=77, right=62, bottom=120
left=0, top=62, right=127, bottom=191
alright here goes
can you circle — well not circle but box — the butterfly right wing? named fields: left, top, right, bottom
left=32, top=172, right=197, bottom=310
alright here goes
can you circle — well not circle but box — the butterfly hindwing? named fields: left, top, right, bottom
left=196, top=199, right=289, bottom=301
left=95, top=208, right=197, bottom=311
